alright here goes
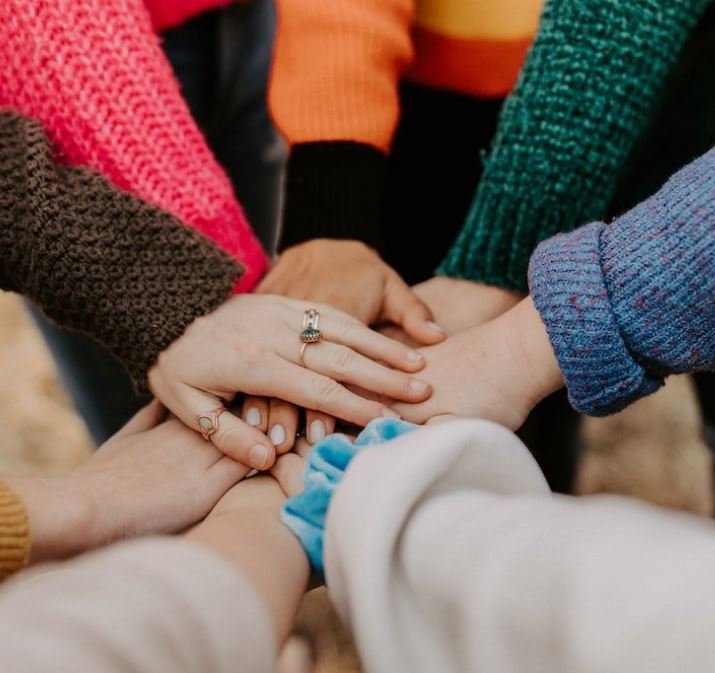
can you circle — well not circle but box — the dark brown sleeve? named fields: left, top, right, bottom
left=0, top=111, right=243, bottom=391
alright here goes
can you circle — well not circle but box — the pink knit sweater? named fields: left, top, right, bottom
left=146, top=0, right=232, bottom=30
left=0, top=0, right=268, bottom=292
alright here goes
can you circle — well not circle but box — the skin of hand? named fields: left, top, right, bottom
left=412, top=276, right=523, bottom=336
left=148, top=294, right=432, bottom=468
left=186, top=473, right=309, bottom=647
left=249, top=239, right=447, bottom=447
left=5, top=401, right=250, bottom=564
left=392, top=298, right=565, bottom=429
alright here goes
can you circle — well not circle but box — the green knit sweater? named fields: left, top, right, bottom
left=438, top=0, right=711, bottom=293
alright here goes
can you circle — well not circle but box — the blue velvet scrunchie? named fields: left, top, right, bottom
left=281, top=418, right=417, bottom=576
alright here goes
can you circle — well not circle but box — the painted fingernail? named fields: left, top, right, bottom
left=309, top=420, right=327, bottom=444
left=245, top=408, right=262, bottom=427
left=406, top=350, right=423, bottom=362
left=270, top=424, right=286, bottom=446
left=428, top=321, right=445, bottom=333
left=249, top=444, right=270, bottom=469
left=382, top=409, right=401, bottom=419
left=410, top=379, right=429, bottom=393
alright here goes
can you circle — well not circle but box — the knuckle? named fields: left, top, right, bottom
left=310, top=376, right=341, bottom=405
left=331, top=346, right=355, bottom=375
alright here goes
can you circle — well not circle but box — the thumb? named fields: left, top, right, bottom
left=382, top=275, right=445, bottom=345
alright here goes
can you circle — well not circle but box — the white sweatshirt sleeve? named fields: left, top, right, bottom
left=0, top=537, right=276, bottom=673
left=324, top=419, right=715, bottom=673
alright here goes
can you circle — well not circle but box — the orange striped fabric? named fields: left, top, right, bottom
left=270, top=0, right=544, bottom=152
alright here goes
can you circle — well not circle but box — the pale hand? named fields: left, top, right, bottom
left=392, top=299, right=564, bottom=429
left=413, top=277, right=523, bottom=336
left=7, top=401, right=249, bottom=563
left=148, top=294, right=431, bottom=467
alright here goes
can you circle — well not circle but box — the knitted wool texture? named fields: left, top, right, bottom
left=0, top=481, right=30, bottom=582
left=529, top=146, right=715, bottom=416
left=0, top=0, right=268, bottom=291
left=0, top=112, right=242, bottom=390
left=439, top=0, right=711, bottom=292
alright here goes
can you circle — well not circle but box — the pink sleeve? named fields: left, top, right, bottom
left=0, top=0, right=268, bottom=292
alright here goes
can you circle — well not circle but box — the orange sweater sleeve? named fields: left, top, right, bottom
left=0, top=481, right=30, bottom=582
left=270, top=1, right=415, bottom=250
left=270, top=0, right=414, bottom=152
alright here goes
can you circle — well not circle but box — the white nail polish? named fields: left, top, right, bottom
left=309, top=420, right=327, bottom=444
left=410, top=379, right=429, bottom=393
left=406, top=350, right=423, bottom=362
left=382, top=409, right=401, bottom=419
left=428, top=321, right=445, bottom=333
left=270, top=424, right=286, bottom=446
left=245, top=408, right=261, bottom=427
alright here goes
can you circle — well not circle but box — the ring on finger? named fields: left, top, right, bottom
left=299, top=308, right=323, bottom=367
left=197, top=406, right=226, bottom=441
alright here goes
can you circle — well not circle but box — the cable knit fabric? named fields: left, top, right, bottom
left=282, top=418, right=417, bottom=576
left=0, top=0, right=268, bottom=292
left=0, top=112, right=242, bottom=390
left=439, top=0, right=710, bottom=292
left=529, top=146, right=715, bottom=416
left=0, top=481, right=30, bottom=582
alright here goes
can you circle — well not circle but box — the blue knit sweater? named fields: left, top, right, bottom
left=529, top=147, right=715, bottom=416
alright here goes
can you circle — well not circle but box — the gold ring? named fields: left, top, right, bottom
left=299, top=309, right=323, bottom=367
left=197, top=406, right=226, bottom=441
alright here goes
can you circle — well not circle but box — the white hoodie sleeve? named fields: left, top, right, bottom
left=0, top=538, right=275, bottom=673
left=324, top=419, right=715, bottom=673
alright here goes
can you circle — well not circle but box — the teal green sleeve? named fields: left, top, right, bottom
left=438, top=0, right=710, bottom=293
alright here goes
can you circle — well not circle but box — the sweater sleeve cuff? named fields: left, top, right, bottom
left=279, top=142, right=387, bottom=252
left=281, top=419, right=417, bottom=577
left=0, top=481, right=30, bottom=582
left=528, top=222, right=663, bottom=416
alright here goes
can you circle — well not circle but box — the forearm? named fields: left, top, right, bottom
left=0, top=0, right=267, bottom=289
left=187, top=481, right=309, bottom=644
left=2, top=476, right=93, bottom=566
left=271, top=0, right=413, bottom=249
left=0, top=112, right=240, bottom=390
left=439, top=0, right=709, bottom=291
left=530, top=147, right=715, bottom=415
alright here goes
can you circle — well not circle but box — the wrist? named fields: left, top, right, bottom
left=5, top=475, right=96, bottom=563
left=505, top=297, right=564, bottom=407
left=280, top=142, right=387, bottom=251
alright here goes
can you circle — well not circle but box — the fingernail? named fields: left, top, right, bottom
left=406, top=350, right=423, bottom=363
left=270, top=424, right=286, bottom=446
left=410, top=379, right=429, bottom=393
left=382, top=409, right=401, bottom=419
left=309, top=420, right=327, bottom=444
left=428, top=321, right=445, bottom=333
left=249, top=444, right=270, bottom=469
left=245, top=408, right=261, bottom=427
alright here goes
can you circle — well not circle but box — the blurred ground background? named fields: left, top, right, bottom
left=0, top=291, right=712, bottom=672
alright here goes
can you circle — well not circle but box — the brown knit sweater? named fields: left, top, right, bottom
left=0, top=111, right=243, bottom=389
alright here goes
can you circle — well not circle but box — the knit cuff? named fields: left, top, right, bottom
left=529, top=222, right=663, bottom=416
left=281, top=419, right=417, bottom=577
left=279, top=142, right=387, bottom=252
left=437, top=181, right=570, bottom=293
left=437, top=0, right=710, bottom=293
left=0, top=481, right=30, bottom=582
left=0, top=112, right=243, bottom=392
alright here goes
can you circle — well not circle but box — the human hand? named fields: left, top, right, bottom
left=258, top=240, right=446, bottom=343
left=392, top=299, right=564, bottom=429
left=413, top=277, right=523, bottom=336
left=148, top=295, right=431, bottom=467
left=7, top=401, right=249, bottom=563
